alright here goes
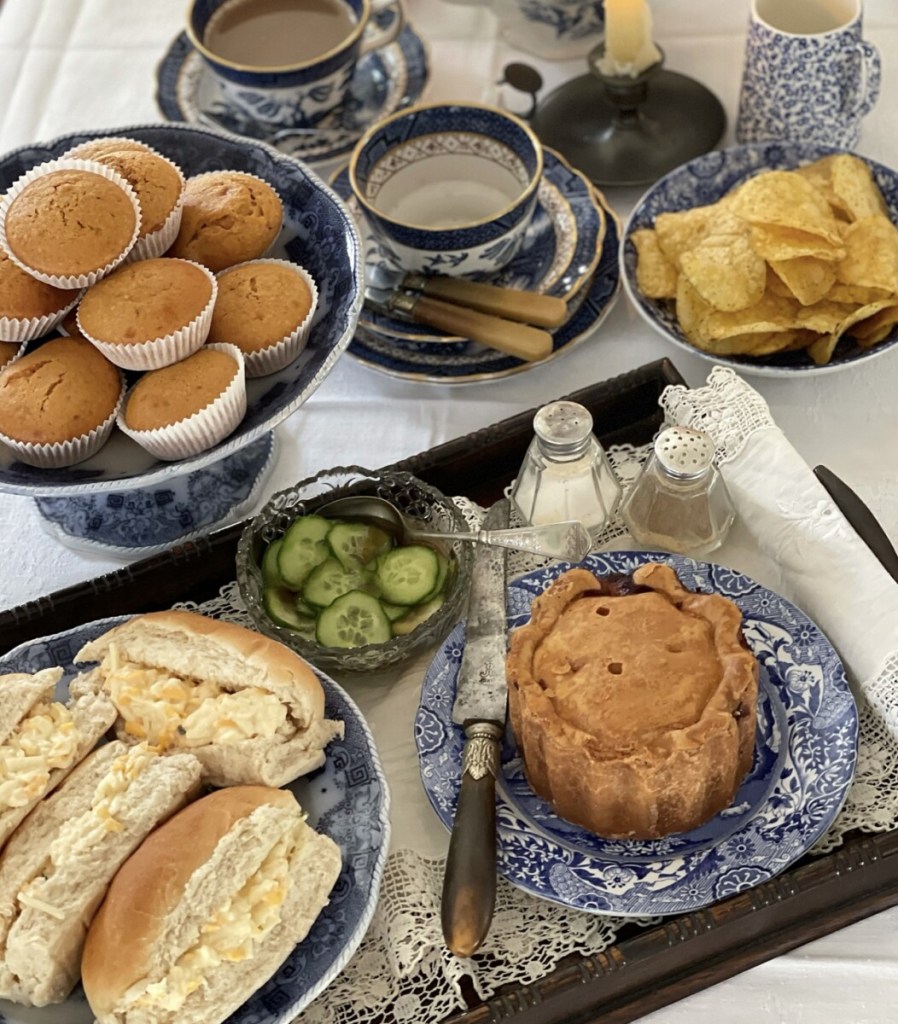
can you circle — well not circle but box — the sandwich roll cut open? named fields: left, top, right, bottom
left=74, top=610, right=344, bottom=788
left=506, top=562, right=760, bottom=839
left=0, top=740, right=203, bottom=1006
left=81, top=785, right=342, bottom=1024
left=0, top=668, right=116, bottom=852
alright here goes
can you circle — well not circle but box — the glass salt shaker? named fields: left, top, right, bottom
left=619, top=425, right=735, bottom=556
left=509, top=401, right=622, bottom=543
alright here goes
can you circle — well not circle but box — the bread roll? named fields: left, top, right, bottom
left=74, top=610, right=344, bottom=788
left=82, top=786, right=342, bottom=1024
left=0, top=741, right=203, bottom=1005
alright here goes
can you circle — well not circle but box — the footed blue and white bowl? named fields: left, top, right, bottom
left=348, top=101, right=543, bottom=275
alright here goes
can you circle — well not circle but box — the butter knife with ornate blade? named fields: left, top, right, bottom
left=441, top=498, right=511, bottom=957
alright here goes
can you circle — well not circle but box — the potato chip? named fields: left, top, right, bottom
left=631, top=228, right=678, bottom=298
left=729, top=170, right=843, bottom=244
left=701, top=330, right=803, bottom=356
left=828, top=154, right=888, bottom=221
left=749, top=223, right=846, bottom=263
left=794, top=158, right=850, bottom=220
left=826, top=283, right=892, bottom=305
left=653, top=206, right=715, bottom=267
left=769, top=256, right=837, bottom=306
left=806, top=299, right=898, bottom=365
left=674, top=274, right=715, bottom=348
left=679, top=224, right=766, bottom=312
left=836, top=216, right=898, bottom=293
left=851, top=302, right=898, bottom=346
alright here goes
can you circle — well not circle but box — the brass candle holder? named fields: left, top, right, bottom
left=521, top=44, right=726, bottom=187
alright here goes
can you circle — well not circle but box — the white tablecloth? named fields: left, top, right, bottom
left=1, top=1, right=898, bottom=1021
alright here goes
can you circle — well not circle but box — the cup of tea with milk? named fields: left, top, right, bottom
left=348, top=102, right=544, bottom=277
left=187, top=0, right=404, bottom=132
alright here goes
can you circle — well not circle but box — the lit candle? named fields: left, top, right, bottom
left=599, top=0, right=662, bottom=77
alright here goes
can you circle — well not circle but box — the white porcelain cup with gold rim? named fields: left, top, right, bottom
left=186, top=0, right=404, bottom=133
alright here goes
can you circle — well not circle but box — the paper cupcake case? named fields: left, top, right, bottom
left=77, top=260, right=218, bottom=372
left=0, top=288, right=82, bottom=345
left=116, top=343, right=248, bottom=461
left=0, top=158, right=142, bottom=289
left=0, top=371, right=125, bottom=469
left=118, top=145, right=187, bottom=263
left=220, top=259, right=319, bottom=378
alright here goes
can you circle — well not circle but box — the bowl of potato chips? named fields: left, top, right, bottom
left=621, top=142, right=898, bottom=375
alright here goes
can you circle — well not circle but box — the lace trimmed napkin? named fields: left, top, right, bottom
left=660, top=366, right=898, bottom=742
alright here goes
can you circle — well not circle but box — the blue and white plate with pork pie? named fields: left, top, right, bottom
left=415, top=551, right=858, bottom=916
left=622, top=141, right=898, bottom=377
left=333, top=146, right=605, bottom=344
left=346, top=189, right=620, bottom=383
left=0, top=615, right=390, bottom=1024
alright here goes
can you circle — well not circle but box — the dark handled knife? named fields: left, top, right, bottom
left=441, top=498, right=510, bottom=958
left=814, top=465, right=898, bottom=583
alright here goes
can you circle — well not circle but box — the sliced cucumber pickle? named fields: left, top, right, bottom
left=303, top=556, right=379, bottom=608
left=277, top=515, right=331, bottom=588
left=328, top=521, right=393, bottom=570
left=317, top=591, right=392, bottom=648
left=376, top=545, right=439, bottom=605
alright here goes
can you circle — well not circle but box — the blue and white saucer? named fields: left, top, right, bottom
left=346, top=188, right=620, bottom=383
left=332, top=147, right=605, bottom=343
left=156, top=12, right=429, bottom=166
left=415, top=551, right=858, bottom=915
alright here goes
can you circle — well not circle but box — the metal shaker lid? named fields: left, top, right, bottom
left=533, top=401, right=594, bottom=456
left=653, top=426, right=715, bottom=479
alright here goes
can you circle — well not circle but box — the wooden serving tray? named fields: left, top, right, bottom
left=5, top=357, right=896, bottom=1024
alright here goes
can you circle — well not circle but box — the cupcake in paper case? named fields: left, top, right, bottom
left=207, top=258, right=318, bottom=377
left=79, top=144, right=186, bottom=262
left=0, top=158, right=141, bottom=288
left=0, top=248, right=82, bottom=344
left=167, top=170, right=284, bottom=272
left=0, top=335, right=124, bottom=468
left=63, top=136, right=154, bottom=161
left=0, top=341, right=26, bottom=370
left=117, top=344, right=247, bottom=461
left=76, top=257, right=217, bottom=371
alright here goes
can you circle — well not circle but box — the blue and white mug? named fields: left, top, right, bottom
left=736, top=0, right=880, bottom=149
left=187, top=0, right=404, bottom=132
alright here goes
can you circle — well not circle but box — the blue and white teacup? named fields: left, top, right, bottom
left=491, top=0, right=604, bottom=61
left=187, top=0, right=404, bottom=133
left=736, top=0, right=880, bottom=149
left=348, top=102, right=543, bottom=276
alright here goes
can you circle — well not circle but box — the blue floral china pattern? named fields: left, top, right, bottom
left=348, top=189, right=619, bottom=383
left=736, top=4, right=880, bottom=150
left=493, top=0, right=604, bottom=61
left=621, top=141, right=898, bottom=378
left=186, top=0, right=403, bottom=132
left=348, top=102, right=543, bottom=276
left=0, top=616, right=391, bottom=1024
left=415, top=551, right=858, bottom=915
left=156, top=16, right=429, bottom=166
left=0, top=122, right=362, bottom=499
left=33, top=434, right=276, bottom=557
left=332, top=146, right=604, bottom=343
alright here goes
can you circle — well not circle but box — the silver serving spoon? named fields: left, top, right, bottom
left=317, top=494, right=593, bottom=562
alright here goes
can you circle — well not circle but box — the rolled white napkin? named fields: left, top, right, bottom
left=661, top=366, right=898, bottom=738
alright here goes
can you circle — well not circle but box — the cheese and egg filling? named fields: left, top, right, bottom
left=121, top=823, right=304, bottom=1013
left=16, top=744, right=159, bottom=920
left=101, top=642, right=288, bottom=749
left=0, top=701, right=79, bottom=811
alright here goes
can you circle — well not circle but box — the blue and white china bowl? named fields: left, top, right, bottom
left=416, top=551, right=858, bottom=915
left=492, top=0, right=604, bottom=60
left=622, top=141, right=898, bottom=378
left=0, top=616, right=390, bottom=1024
left=187, top=0, right=402, bottom=131
left=333, top=146, right=604, bottom=344
left=156, top=13, right=430, bottom=166
left=348, top=189, right=619, bottom=383
left=349, top=102, right=544, bottom=275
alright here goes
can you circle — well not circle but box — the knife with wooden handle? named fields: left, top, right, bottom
left=441, top=498, right=510, bottom=958
left=401, top=271, right=569, bottom=328
left=364, top=288, right=554, bottom=362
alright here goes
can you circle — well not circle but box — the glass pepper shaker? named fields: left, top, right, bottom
left=509, top=401, right=622, bottom=543
left=619, top=425, right=735, bottom=556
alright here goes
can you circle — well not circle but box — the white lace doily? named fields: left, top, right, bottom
left=174, top=435, right=898, bottom=1021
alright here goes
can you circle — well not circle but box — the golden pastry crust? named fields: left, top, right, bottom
left=506, top=563, right=759, bottom=839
